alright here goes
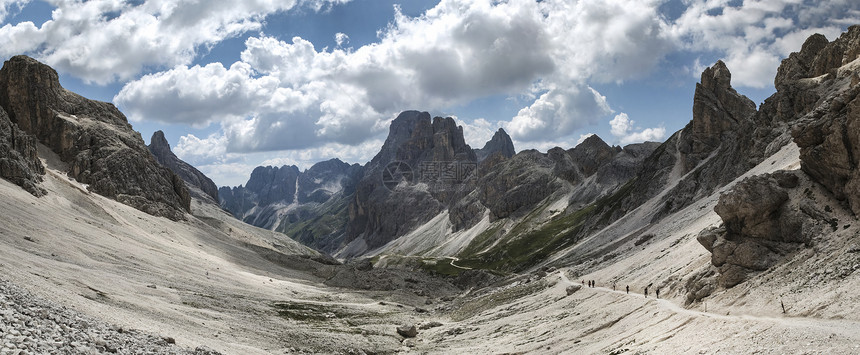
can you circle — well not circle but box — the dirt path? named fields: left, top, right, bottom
left=446, top=257, right=472, bottom=270
left=558, top=271, right=860, bottom=339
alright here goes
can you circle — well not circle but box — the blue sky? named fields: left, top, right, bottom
left=0, top=0, right=858, bottom=187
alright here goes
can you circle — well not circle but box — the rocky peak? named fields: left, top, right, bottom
left=475, top=128, right=515, bottom=162
left=371, top=110, right=431, bottom=167
left=149, top=130, right=170, bottom=154
left=0, top=56, right=190, bottom=220
left=245, top=165, right=301, bottom=206
left=147, top=130, right=219, bottom=203
left=297, top=158, right=361, bottom=204
left=370, top=111, right=477, bottom=168
left=568, top=134, right=618, bottom=177
left=678, top=60, right=756, bottom=173
left=775, top=25, right=860, bottom=89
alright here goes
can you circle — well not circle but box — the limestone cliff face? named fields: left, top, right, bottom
left=788, top=26, right=860, bottom=215
left=679, top=60, right=757, bottom=173
left=218, top=158, right=362, bottom=253
left=0, top=56, right=189, bottom=220
left=345, top=111, right=478, bottom=255
left=219, top=165, right=301, bottom=225
left=0, top=105, right=44, bottom=196
left=475, top=128, right=515, bottom=162
left=695, top=26, right=860, bottom=289
left=700, top=172, right=828, bottom=288
left=148, top=131, right=219, bottom=203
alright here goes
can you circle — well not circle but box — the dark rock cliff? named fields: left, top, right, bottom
left=0, top=56, right=189, bottom=220
left=345, top=111, right=478, bottom=255
left=697, top=25, right=860, bottom=289
left=475, top=128, right=515, bottom=162
left=148, top=130, right=219, bottom=203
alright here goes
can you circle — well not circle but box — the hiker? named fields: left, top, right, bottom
left=644, top=286, right=648, bottom=298
left=613, top=282, right=616, bottom=291
left=656, top=288, right=660, bottom=299
left=626, top=285, right=629, bottom=294
left=582, top=280, right=585, bottom=286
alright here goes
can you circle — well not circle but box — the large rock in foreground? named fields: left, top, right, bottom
left=702, top=171, right=829, bottom=288
left=0, top=56, right=189, bottom=220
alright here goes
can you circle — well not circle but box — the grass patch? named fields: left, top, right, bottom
left=458, top=223, right=504, bottom=259
left=457, top=204, right=595, bottom=272
left=454, top=179, right=637, bottom=274
left=420, top=258, right=465, bottom=277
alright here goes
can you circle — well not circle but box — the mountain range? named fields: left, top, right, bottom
left=2, top=26, right=860, bottom=354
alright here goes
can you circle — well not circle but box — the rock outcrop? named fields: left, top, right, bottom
left=696, top=26, right=860, bottom=288
left=701, top=171, right=825, bottom=287
left=0, top=56, right=189, bottom=220
left=148, top=130, right=219, bottom=203
left=474, top=128, right=515, bottom=162
left=788, top=26, right=860, bottom=215
left=344, top=111, right=478, bottom=255
left=0, top=105, right=44, bottom=196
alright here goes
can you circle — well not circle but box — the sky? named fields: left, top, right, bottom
left=0, top=0, right=858, bottom=187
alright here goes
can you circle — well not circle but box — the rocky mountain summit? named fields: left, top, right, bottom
left=218, top=159, right=363, bottom=253
left=474, top=128, right=515, bottom=162
left=0, top=56, right=189, bottom=220
left=149, top=130, right=219, bottom=203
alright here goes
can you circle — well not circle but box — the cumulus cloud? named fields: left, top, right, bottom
left=0, top=0, right=351, bottom=84
left=0, top=0, right=29, bottom=23
left=454, top=117, right=497, bottom=149
left=176, top=133, right=382, bottom=186
left=335, top=32, right=349, bottom=47
left=505, top=86, right=612, bottom=142
left=671, top=0, right=860, bottom=88
left=608, top=113, right=665, bottom=145
left=115, top=0, right=677, bottom=154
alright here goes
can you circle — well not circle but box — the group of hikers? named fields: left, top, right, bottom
left=581, top=279, right=659, bottom=299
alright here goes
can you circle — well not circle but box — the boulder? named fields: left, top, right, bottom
left=705, top=171, right=825, bottom=287
left=396, top=324, right=418, bottom=338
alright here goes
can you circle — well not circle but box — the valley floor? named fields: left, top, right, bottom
left=2, top=142, right=860, bottom=354
left=407, top=271, right=860, bottom=354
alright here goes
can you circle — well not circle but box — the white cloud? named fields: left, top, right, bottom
left=115, top=0, right=677, bottom=153
left=0, top=0, right=29, bottom=23
left=609, top=113, right=665, bottom=145
left=505, top=86, right=612, bottom=142
left=671, top=0, right=860, bottom=88
left=454, top=117, right=497, bottom=149
left=115, top=61, right=284, bottom=126
left=174, top=133, right=229, bottom=166
left=0, top=0, right=351, bottom=84
left=609, top=113, right=632, bottom=137
left=335, top=32, right=349, bottom=47
left=178, top=132, right=382, bottom=187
